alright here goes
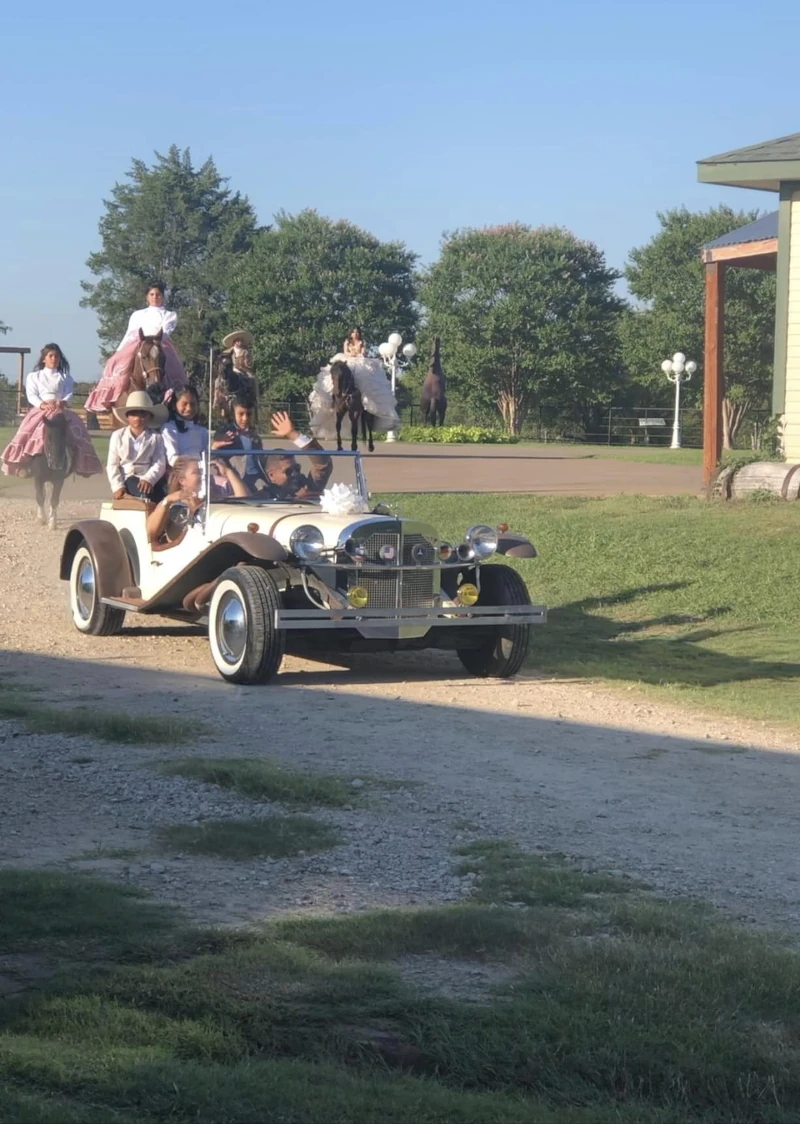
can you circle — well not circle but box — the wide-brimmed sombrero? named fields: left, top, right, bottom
left=112, top=390, right=169, bottom=428
left=222, top=329, right=254, bottom=350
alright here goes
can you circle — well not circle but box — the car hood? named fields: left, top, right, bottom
left=207, top=504, right=401, bottom=550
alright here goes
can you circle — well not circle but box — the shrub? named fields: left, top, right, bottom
left=397, top=426, right=519, bottom=444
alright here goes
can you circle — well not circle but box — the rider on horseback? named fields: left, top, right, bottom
left=85, top=281, right=185, bottom=415
left=1, top=343, right=102, bottom=481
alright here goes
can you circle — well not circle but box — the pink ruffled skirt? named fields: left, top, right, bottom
left=1, top=409, right=104, bottom=478
left=85, top=337, right=185, bottom=413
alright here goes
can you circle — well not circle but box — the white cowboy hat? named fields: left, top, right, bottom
left=112, top=390, right=169, bottom=428
left=222, top=329, right=254, bottom=350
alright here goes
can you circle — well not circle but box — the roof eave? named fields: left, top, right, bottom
left=698, top=160, right=800, bottom=192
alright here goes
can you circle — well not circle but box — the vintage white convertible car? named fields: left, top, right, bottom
left=60, top=450, right=545, bottom=684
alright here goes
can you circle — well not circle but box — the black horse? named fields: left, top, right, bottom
left=330, top=360, right=374, bottom=452
left=420, top=336, right=447, bottom=427
left=214, top=352, right=258, bottom=421
left=30, top=413, right=73, bottom=530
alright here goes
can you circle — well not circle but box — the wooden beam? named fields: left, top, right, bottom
left=701, top=238, right=778, bottom=264
left=703, top=262, right=725, bottom=489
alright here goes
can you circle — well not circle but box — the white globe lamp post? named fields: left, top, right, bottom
left=661, top=352, right=697, bottom=449
left=379, top=332, right=417, bottom=441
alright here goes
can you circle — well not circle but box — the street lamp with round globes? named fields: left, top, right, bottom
left=662, top=352, right=697, bottom=449
left=379, top=331, right=417, bottom=441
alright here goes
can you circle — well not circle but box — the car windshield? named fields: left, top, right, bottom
left=203, top=448, right=365, bottom=506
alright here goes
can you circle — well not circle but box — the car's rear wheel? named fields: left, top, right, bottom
left=456, top=564, right=532, bottom=679
left=69, top=544, right=125, bottom=636
left=208, top=566, right=285, bottom=684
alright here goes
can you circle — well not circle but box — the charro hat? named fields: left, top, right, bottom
left=222, top=329, right=254, bottom=349
left=112, top=390, right=169, bottom=428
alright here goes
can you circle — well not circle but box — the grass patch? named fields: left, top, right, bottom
left=157, top=816, right=342, bottom=860
left=0, top=686, right=206, bottom=745
left=455, top=839, right=638, bottom=905
left=379, top=492, right=800, bottom=728
left=158, top=757, right=358, bottom=808
left=73, top=846, right=142, bottom=862
left=4, top=856, right=800, bottom=1122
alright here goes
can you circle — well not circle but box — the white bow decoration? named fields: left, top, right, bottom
left=319, top=483, right=370, bottom=515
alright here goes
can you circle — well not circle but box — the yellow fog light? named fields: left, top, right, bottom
left=457, top=582, right=479, bottom=606
left=348, top=586, right=369, bottom=608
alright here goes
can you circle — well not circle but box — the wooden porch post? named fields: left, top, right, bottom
left=703, top=261, right=725, bottom=488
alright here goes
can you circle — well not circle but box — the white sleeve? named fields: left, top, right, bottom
left=162, top=309, right=178, bottom=336
left=142, top=435, right=167, bottom=485
left=117, top=311, right=139, bottom=350
left=293, top=434, right=313, bottom=449
left=25, top=371, right=42, bottom=407
left=61, top=374, right=75, bottom=403
left=161, top=421, right=180, bottom=465
left=107, top=431, right=124, bottom=490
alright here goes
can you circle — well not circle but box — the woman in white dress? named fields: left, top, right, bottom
left=309, top=327, right=399, bottom=442
left=85, top=281, right=185, bottom=413
left=1, top=343, right=103, bottom=477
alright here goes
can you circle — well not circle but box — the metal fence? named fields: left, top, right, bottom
left=0, top=388, right=774, bottom=453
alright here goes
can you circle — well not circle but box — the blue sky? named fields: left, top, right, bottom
left=1, top=0, right=797, bottom=380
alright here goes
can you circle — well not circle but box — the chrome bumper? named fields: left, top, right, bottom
left=275, top=604, right=547, bottom=630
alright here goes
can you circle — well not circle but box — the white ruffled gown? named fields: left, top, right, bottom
left=309, top=349, right=399, bottom=440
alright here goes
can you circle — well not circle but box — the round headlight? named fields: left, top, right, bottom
left=457, top=582, right=480, bottom=606
left=348, top=585, right=369, bottom=608
left=438, top=541, right=453, bottom=561
left=466, top=523, right=498, bottom=560
left=290, top=524, right=325, bottom=562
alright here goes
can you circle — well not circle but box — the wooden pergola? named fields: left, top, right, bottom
left=0, top=346, right=32, bottom=415
left=701, top=213, right=777, bottom=486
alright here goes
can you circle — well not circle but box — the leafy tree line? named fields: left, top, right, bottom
left=82, top=148, right=777, bottom=441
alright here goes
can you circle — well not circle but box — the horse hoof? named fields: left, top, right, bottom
left=48, top=515, right=58, bottom=531
left=36, top=506, right=47, bottom=525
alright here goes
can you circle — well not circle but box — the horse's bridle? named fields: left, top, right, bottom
left=137, top=342, right=165, bottom=384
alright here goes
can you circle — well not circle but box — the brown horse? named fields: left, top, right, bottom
left=330, top=360, right=374, bottom=452
left=213, top=351, right=258, bottom=421
left=420, top=336, right=447, bottom=427
left=110, top=329, right=169, bottom=428
left=30, top=412, right=73, bottom=530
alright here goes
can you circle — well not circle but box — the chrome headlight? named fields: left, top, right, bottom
left=466, top=524, right=498, bottom=560
left=290, top=524, right=325, bottom=562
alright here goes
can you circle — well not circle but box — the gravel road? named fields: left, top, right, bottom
left=1, top=494, right=799, bottom=934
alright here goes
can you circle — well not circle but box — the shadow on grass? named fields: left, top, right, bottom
left=535, top=582, right=800, bottom=690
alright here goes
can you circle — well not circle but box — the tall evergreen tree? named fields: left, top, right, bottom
left=81, top=146, right=258, bottom=380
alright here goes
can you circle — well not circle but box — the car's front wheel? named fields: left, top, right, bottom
left=456, top=564, right=532, bottom=679
left=69, top=544, right=125, bottom=636
left=208, top=566, right=285, bottom=684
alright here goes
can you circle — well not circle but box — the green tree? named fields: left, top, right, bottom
left=419, top=224, right=624, bottom=434
left=227, top=210, right=418, bottom=402
left=623, top=206, right=776, bottom=447
left=81, top=146, right=258, bottom=380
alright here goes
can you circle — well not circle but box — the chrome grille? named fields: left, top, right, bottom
left=336, top=524, right=438, bottom=611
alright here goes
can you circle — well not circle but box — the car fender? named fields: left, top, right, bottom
left=60, top=520, right=133, bottom=598
left=496, top=532, right=537, bottom=559
left=127, top=532, right=288, bottom=614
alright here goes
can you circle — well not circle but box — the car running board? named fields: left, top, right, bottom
left=275, top=605, right=547, bottom=630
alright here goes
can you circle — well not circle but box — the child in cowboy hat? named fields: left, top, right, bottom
left=107, top=391, right=169, bottom=502
left=221, top=329, right=254, bottom=376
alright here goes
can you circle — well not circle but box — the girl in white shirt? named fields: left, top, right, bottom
left=1, top=343, right=103, bottom=478
left=85, top=281, right=185, bottom=414
left=161, top=384, right=210, bottom=465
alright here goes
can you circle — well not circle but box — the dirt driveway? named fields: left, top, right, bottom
left=0, top=442, right=703, bottom=501
left=2, top=494, right=798, bottom=937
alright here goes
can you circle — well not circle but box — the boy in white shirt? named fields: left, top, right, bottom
left=107, top=391, right=168, bottom=502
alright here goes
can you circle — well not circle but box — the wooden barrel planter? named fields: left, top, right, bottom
left=721, top=461, right=800, bottom=500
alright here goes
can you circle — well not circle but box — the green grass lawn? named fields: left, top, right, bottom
left=4, top=843, right=800, bottom=1123
left=382, top=493, right=800, bottom=729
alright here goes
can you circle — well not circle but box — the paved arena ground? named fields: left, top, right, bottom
left=0, top=443, right=702, bottom=501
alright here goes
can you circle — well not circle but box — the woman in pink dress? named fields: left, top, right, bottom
left=1, top=343, right=103, bottom=477
left=85, top=281, right=185, bottom=413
